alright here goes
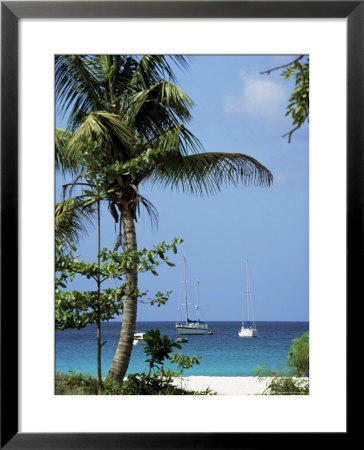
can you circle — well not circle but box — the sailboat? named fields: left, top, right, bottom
left=175, top=257, right=209, bottom=335
left=238, top=260, right=258, bottom=338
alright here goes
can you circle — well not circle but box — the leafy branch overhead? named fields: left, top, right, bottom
left=261, top=55, right=309, bottom=143
left=55, top=237, right=182, bottom=330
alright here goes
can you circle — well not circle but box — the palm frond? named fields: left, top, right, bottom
left=152, top=124, right=203, bottom=156
left=150, top=152, right=273, bottom=196
left=69, top=112, right=133, bottom=158
left=55, top=55, right=105, bottom=127
left=55, top=197, right=96, bottom=242
left=127, top=81, right=193, bottom=137
left=131, top=55, right=189, bottom=90
left=55, top=128, right=85, bottom=175
left=55, top=128, right=72, bottom=172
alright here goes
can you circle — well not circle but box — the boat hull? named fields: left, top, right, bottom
left=176, top=324, right=208, bottom=335
left=238, top=328, right=258, bottom=338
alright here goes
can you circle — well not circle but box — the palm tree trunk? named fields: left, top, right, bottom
left=107, top=208, right=138, bottom=382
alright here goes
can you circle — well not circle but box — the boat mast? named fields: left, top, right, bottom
left=183, top=257, right=188, bottom=325
left=196, top=280, right=200, bottom=322
left=246, top=260, right=251, bottom=323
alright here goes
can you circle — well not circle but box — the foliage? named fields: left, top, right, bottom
left=55, top=196, right=96, bottom=243
left=55, top=371, right=131, bottom=395
left=262, top=55, right=309, bottom=143
left=167, top=353, right=203, bottom=377
left=120, top=328, right=213, bottom=394
left=142, top=328, right=182, bottom=376
left=255, top=367, right=309, bottom=395
left=254, top=331, right=309, bottom=395
left=287, top=331, right=309, bottom=377
left=281, top=57, right=309, bottom=142
left=55, top=238, right=182, bottom=330
left=55, top=371, right=213, bottom=395
left=164, top=353, right=203, bottom=390
left=55, top=238, right=77, bottom=290
left=119, top=373, right=214, bottom=395
left=55, top=372, right=100, bottom=395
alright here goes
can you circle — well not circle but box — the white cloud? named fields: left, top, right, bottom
left=223, top=71, right=287, bottom=124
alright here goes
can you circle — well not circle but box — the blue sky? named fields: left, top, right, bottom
left=56, top=55, right=309, bottom=322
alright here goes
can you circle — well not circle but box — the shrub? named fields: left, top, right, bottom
left=254, top=331, right=309, bottom=395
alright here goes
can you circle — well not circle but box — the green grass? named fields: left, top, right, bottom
left=55, top=372, right=101, bottom=395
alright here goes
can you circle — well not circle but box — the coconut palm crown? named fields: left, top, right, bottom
left=55, top=55, right=273, bottom=382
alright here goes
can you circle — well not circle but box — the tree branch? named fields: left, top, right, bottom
left=282, top=113, right=309, bottom=143
left=260, top=55, right=305, bottom=75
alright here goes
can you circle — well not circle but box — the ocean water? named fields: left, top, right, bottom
left=55, top=321, right=308, bottom=377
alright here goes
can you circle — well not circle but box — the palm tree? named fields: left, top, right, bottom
left=55, top=55, right=273, bottom=383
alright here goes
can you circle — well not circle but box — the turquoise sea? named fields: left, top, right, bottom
left=55, top=321, right=308, bottom=377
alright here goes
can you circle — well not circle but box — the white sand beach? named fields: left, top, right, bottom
left=176, top=376, right=273, bottom=395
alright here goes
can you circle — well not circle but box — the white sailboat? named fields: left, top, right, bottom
left=238, top=260, right=258, bottom=338
left=175, top=257, right=208, bottom=335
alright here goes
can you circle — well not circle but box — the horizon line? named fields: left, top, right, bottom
left=104, top=319, right=309, bottom=323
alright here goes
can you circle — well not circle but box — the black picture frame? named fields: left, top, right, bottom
left=1, top=1, right=356, bottom=448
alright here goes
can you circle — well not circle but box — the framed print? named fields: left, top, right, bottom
left=1, top=1, right=358, bottom=447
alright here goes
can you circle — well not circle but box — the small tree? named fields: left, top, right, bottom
left=287, top=331, right=309, bottom=377
left=55, top=237, right=182, bottom=393
left=120, top=329, right=209, bottom=395
left=166, top=353, right=202, bottom=390
left=254, top=331, right=309, bottom=395
left=143, top=329, right=182, bottom=378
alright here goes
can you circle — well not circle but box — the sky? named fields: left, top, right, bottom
left=55, top=55, right=309, bottom=323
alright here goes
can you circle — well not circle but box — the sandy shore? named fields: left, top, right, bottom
left=175, top=376, right=273, bottom=395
